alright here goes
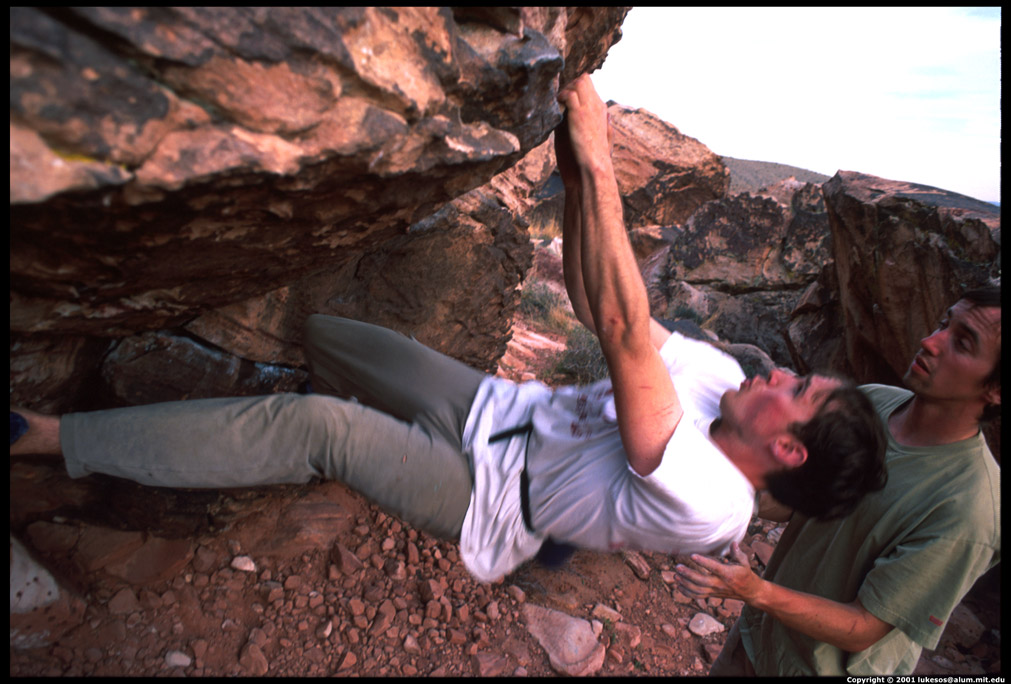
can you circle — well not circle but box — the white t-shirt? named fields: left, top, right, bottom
left=458, top=331, right=757, bottom=582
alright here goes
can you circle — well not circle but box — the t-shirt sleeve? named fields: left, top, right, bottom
left=658, top=332, right=743, bottom=414
left=857, top=532, right=997, bottom=649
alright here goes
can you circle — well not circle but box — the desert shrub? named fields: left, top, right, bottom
left=519, top=283, right=573, bottom=336
left=668, top=305, right=705, bottom=326
left=553, top=324, right=609, bottom=384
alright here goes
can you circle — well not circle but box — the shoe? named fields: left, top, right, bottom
left=535, top=538, right=577, bottom=568
left=11, top=411, right=28, bottom=447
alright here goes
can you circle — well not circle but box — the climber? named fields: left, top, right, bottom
left=10, top=75, right=887, bottom=583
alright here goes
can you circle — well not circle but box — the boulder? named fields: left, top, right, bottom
left=942, top=604, right=987, bottom=650
left=180, top=138, right=555, bottom=376
left=10, top=7, right=629, bottom=407
left=666, top=286, right=804, bottom=367
left=821, top=170, right=1000, bottom=384
left=102, top=536, right=194, bottom=585
left=532, top=101, right=728, bottom=275
left=656, top=180, right=830, bottom=365
left=243, top=491, right=355, bottom=558
left=100, top=331, right=308, bottom=405
left=607, top=103, right=730, bottom=230
left=688, top=612, right=725, bottom=637
left=665, top=189, right=829, bottom=290
left=658, top=169, right=1000, bottom=393
left=10, top=335, right=113, bottom=413
left=783, top=267, right=850, bottom=376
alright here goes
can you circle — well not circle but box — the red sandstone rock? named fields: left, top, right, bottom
left=608, top=103, right=730, bottom=229
left=103, top=536, right=195, bottom=585
left=10, top=6, right=625, bottom=349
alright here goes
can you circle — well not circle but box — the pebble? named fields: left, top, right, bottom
left=591, top=603, right=622, bottom=623
left=473, top=652, right=510, bottom=676
left=165, top=650, right=192, bottom=668
left=240, top=642, right=269, bottom=676
left=108, top=588, right=140, bottom=614
left=403, top=634, right=422, bottom=654
left=523, top=604, right=606, bottom=676
left=623, top=550, right=651, bottom=580
left=191, top=639, right=208, bottom=659
left=231, top=556, right=256, bottom=573
left=752, top=541, right=776, bottom=566
left=339, top=652, right=358, bottom=670
left=704, top=642, right=724, bottom=663
left=688, top=612, right=725, bottom=637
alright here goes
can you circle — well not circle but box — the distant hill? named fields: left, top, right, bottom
left=721, top=157, right=1000, bottom=208
left=720, top=156, right=832, bottom=195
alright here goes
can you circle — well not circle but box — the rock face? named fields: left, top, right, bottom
left=657, top=178, right=831, bottom=365
left=10, top=6, right=629, bottom=410
left=10, top=9, right=1002, bottom=663
left=667, top=180, right=829, bottom=290
left=819, top=170, right=1001, bottom=384
left=653, top=170, right=1000, bottom=385
left=530, top=103, right=730, bottom=241
left=607, top=103, right=730, bottom=230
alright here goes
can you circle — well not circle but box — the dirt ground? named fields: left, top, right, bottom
left=9, top=301, right=1001, bottom=677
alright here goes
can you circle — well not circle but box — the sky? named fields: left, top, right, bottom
left=592, top=7, right=1000, bottom=203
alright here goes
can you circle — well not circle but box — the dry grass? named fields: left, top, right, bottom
left=519, top=282, right=573, bottom=336
left=552, top=324, right=608, bottom=384
left=518, top=281, right=609, bottom=385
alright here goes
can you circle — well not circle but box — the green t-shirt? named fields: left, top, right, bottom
left=739, top=384, right=1001, bottom=676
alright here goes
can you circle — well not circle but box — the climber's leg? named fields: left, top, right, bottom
left=58, top=393, right=472, bottom=538
left=302, top=315, right=486, bottom=451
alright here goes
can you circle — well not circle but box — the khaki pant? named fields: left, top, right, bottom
left=61, top=316, right=486, bottom=539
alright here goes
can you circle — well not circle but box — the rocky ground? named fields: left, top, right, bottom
left=10, top=266, right=1002, bottom=677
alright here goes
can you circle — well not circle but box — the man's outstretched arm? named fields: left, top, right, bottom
left=557, top=76, right=682, bottom=477
left=555, top=115, right=672, bottom=352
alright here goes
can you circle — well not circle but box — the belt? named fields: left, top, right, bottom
left=488, top=422, right=535, bottom=533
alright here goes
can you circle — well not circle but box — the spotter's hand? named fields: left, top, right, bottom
left=674, top=542, right=762, bottom=603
